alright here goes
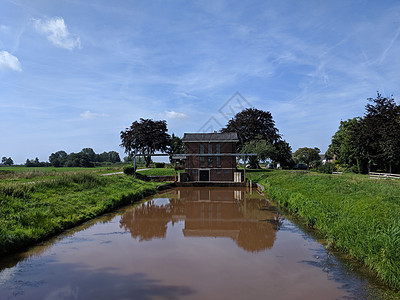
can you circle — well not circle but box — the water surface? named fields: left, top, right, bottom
left=0, top=187, right=397, bottom=299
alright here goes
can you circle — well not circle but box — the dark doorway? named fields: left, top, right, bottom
left=199, top=170, right=209, bottom=181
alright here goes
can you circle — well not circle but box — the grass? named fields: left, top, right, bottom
left=0, top=165, right=123, bottom=183
left=247, top=170, right=400, bottom=289
left=137, top=168, right=182, bottom=176
left=0, top=171, right=158, bottom=256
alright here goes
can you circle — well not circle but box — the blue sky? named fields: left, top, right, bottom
left=1, top=0, right=399, bottom=164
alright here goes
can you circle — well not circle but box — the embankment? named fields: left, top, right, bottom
left=0, top=173, right=159, bottom=256
left=247, top=170, right=400, bottom=290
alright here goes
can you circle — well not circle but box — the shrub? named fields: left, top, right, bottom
left=318, top=162, right=335, bottom=174
left=123, top=165, right=136, bottom=175
left=155, top=162, right=165, bottom=168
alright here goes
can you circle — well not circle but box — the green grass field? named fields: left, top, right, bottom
left=136, top=167, right=182, bottom=176
left=247, top=170, right=400, bottom=289
left=0, top=170, right=158, bottom=256
left=0, top=165, right=123, bottom=183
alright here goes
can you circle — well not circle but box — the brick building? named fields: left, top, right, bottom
left=182, top=132, right=239, bottom=181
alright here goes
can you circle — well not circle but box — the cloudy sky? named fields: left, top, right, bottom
left=1, top=0, right=399, bottom=164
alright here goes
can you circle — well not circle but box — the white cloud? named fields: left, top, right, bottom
left=0, top=25, right=10, bottom=32
left=80, top=110, right=107, bottom=119
left=33, top=17, right=81, bottom=50
left=0, top=51, right=22, bottom=71
left=165, top=111, right=188, bottom=119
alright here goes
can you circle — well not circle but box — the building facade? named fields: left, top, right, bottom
left=182, top=132, right=239, bottom=181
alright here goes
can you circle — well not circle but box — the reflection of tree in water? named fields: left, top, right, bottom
left=120, top=201, right=172, bottom=241
left=119, top=188, right=282, bottom=252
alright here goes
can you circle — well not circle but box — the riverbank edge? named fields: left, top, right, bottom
left=0, top=180, right=160, bottom=258
left=250, top=171, right=400, bottom=291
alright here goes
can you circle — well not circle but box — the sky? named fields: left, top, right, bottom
left=1, top=0, right=399, bottom=164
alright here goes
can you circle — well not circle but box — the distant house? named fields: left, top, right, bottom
left=182, top=132, right=239, bottom=181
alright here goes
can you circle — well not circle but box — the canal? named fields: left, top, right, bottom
left=0, top=187, right=397, bottom=299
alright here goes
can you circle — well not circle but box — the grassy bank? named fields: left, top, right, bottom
left=137, top=168, right=182, bottom=176
left=0, top=172, right=158, bottom=256
left=247, top=170, right=400, bottom=289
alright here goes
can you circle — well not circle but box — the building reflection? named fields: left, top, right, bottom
left=119, top=188, right=282, bottom=252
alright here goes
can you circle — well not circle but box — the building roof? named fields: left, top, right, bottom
left=182, top=132, right=239, bottom=143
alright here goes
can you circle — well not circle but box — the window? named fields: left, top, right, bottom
left=200, top=144, right=204, bottom=166
left=208, top=143, right=213, bottom=166
left=216, top=144, right=220, bottom=153
left=216, top=143, right=221, bottom=166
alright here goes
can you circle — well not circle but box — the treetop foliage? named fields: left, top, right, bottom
left=1, top=157, right=14, bottom=166
left=293, top=147, right=321, bottom=167
left=222, top=108, right=292, bottom=168
left=327, top=92, right=400, bottom=173
left=48, top=149, right=121, bottom=167
left=221, top=107, right=281, bottom=148
left=120, top=118, right=171, bottom=167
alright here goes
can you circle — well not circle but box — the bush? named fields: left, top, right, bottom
left=318, top=162, right=335, bottom=174
left=123, top=165, right=136, bottom=175
left=155, top=162, right=165, bottom=168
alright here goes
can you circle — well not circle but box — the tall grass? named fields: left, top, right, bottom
left=248, top=170, right=400, bottom=289
left=0, top=173, right=158, bottom=256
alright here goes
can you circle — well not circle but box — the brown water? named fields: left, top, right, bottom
left=0, top=187, right=398, bottom=300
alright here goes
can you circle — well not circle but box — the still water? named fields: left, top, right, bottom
left=0, top=187, right=398, bottom=300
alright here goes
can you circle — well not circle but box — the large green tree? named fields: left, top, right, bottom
left=120, top=118, right=171, bottom=167
left=293, top=147, right=320, bottom=167
left=240, top=139, right=275, bottom=169
left=271, top=140, right=294, bottom=168
left=325, top=118, right=360, bottom=166
left=168, top=134, right=184, bottom=163
left=49, top=151, right=68, bottom=167
left=221, top=108, right=281, bottom=149
left=221, top=107, right=292, bottom=168
left=326, top=92, right=400, bottom=173
left=355, top=93, right=400, bottom=173
left=1, top=157, right=13, bottom=166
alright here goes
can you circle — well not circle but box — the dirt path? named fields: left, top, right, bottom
left=101, top=168, right=150, bottom=176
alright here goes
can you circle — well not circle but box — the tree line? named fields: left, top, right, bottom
left=47, top=148, right=121, bottom=167
left=326, top=92, right=400, bottom=173
left=1, top=149, right=122, bottom=168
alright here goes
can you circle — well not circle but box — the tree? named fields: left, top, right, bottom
left=355, top=92, right=400, bottom=173
left=107, top=151, right=121, bottom=163
left=293, top=147, right=320, bottom=167
left=49, top=150, right=68, bottom=167
left=240, top=139, right=275, bottom=169
left=25, top=157, right=48, bottom=167
left=65, top=153, right=81, bottom=167
left=271, top=140, right=294, bottom=168
left=120, top=118, right=171, bottom=167
left=97, top=151, right=121, bottom=164
left=168, top=134, right=184, bottom=163
left=340, top=92, right=400, bottom=173
left=325, top=118, right=360, bottom=166
left=221, top=108, right=281, bottom=149
left=326, top=92, right=400, bottom=173
left=1, top=157, right=13, bottom=166
left=80, top=148, right=96, bottom=163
